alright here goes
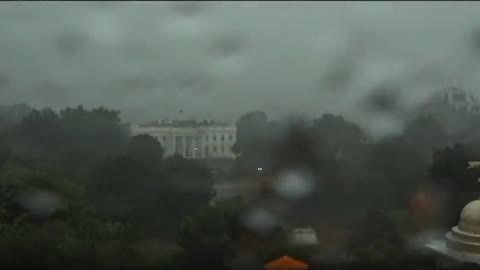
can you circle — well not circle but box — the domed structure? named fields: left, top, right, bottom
left=445, top=199, right=480, bottom=254
left=426, top=162, right=480, bottom=267
left=426, top=199, right=480, bottom=267
left=458, top=200, right=480, bottom=234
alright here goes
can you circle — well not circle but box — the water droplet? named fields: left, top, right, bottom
left=274, top=170, right=315, bottom=200
left=243, top=208, right=276, bottom=235
left=211, top=34, right=245, bottom=59
left=17, top=190, right=64, bottom=218
left=169, top=1, right=205, bottom=17
left=55, top=30, right=88, bottom=55
left=365, top=85, right=400, bottom=114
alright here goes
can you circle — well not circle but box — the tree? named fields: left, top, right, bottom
left=57, top=105, right=129, bottom=159
left=313, top=113, right=370, bottom=161
left=0, top=143, right=10, bottom=169
left=7, top=105, right=130, bottom=181
left=402, top=115, right=450, bottom=159
left=88, top=155, right=214, bottom=239
left=430, top=144, right=478, bottom=229
left=0, top=163, right=83, bottom=223
left=176, top=197, right=293, bottom=270
left=176, top=198, right=250, bottom=269
left=158, top=156, right=215, bottom=237
left=361, top=135, right=430, bottom=209
left=178, top=200, right=240, bottom=257
left=88, top=156, right=151, bottom=221
left=9, top=108, right=62, bottom=162
left=0, top=104, right=32, bottom=132
left=232, top=111, right=269, bottom=156
left=0, top=164, right=137, bottom=268
left=270, top=120, right=325, bottom=173
left=127, top=134, right=164, bottom=167
left=232, top=111, right=273, bottom=177
left=348, top=206, right=406, bottom=263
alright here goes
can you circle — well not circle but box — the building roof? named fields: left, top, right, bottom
left=137, top=119, right=233, bottom=128
left=264, top=256, right=308, bottom=270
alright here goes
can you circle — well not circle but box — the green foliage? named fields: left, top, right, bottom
left=6, top=105, right=129, bottom=180
left=0, top=164, right=138, bottom=268
left=402, top=115, right=450, bottom=158
left=348, top=207, right=406, bottom=262
left=88, top=154, right=214, bottom=238
left=430, top=144, right=475, bottom=185
left=232, top=110, right=269, bottom=156
left=430, top=144, right=479, bottom=228
left=177, top=198, right=294, bottom=270
left=176, top=198, right=246, bottom=268
left=3, top=103, right=480, bottom=267
left=127, top=134, right=164, bottom=166
left=313, top=113, right=369, bottom=160
left=0, top=219, right=138, bottom=268
left=0, top=104, right=32, bottom=132
left=232, top=111, right=273, bottom=177
left=0, top=143, right=11, bottom=169
left=359, top=135, right=430, bottom=208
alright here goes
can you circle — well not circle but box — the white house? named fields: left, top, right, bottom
left=130, top=119, right=237, bottom=159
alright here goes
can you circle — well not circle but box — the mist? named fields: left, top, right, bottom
left=2, top=2, right=480, bottom=135
left=3, top=2, right=480, bottom=269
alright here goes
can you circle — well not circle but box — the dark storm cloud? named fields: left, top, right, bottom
left=1, top=1, right=480, bottom=135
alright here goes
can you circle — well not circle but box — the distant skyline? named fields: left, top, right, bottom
left=1, top=2, right=480, bottom=136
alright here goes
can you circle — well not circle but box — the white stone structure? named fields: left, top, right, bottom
left=426, top=161, right=480, bottom=267
left=130, top=120, right=237, bottom=159
left=420, top=87, right=480, bottom=115
left=426, top=199, right=480, bottom=268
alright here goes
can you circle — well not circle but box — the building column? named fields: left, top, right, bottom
left=193, top=137, right=198, bottom=158
left=174, top=135, right=180, bottom=156
left=182, top=136, right=186, bottom=157
left=203, top=136, right=208, bottom=159
left=170, top=134, right=174, bottom=156
left=169, top=134, right=174, bottom=156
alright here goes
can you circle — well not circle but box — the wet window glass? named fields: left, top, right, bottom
left=1, top=2, right=480, bottom=269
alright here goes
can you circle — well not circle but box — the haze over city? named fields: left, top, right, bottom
left=2, top=2, right=480, bottom=136
left=4, top=2, right=480, bottom=269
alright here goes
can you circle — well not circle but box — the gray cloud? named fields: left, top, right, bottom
left=1, top=1, right=480, bottom=134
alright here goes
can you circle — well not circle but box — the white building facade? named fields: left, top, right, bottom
left=420, top=87, right=480, bottom=115
left=130, top=120, right=237, bottom=159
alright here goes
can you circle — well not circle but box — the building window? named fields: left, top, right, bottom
left=229, top=134, right=233, bottom=141
left=163, top=136, right=166, bottom=142
left=213, top=135, right=217, bottom=141
left=213, top=146, right=217, bottom=153
left=205, top=146, right=209, bottom=153
left=221, top=145, right=224, bottom=153
left=221, top=135, right=224, bottom=141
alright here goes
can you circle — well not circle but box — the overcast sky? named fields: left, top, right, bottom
left=1, top=1, right=480, bottom=134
